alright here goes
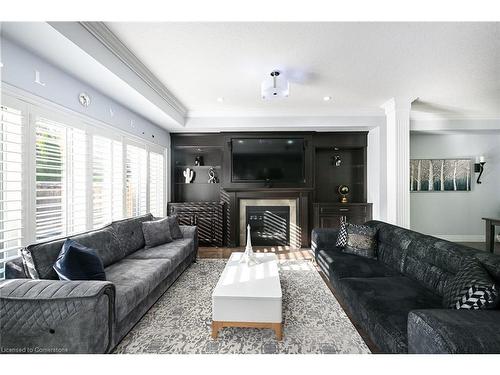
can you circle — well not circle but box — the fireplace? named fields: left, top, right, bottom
left=239, top=198, right=300, bottom=248
left=246, top=206, right=290, bottom=246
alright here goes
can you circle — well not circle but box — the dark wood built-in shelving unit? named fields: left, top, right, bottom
left=170, top=131, right=372, bottom=247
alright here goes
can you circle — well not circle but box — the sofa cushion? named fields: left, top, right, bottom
left=111, top=213, right=154, bottom=256
left=104, top=258, right=172, bottom=322
left=365, top=220, right=500, bottom=296
left=337, top=276, right=442, bottom=353
left=408, top=309, right=500, bottom=354
left=22, top=238, right=68, bottom=279
left=317, top=249, right=400, bottom=281
left=443, top=257, right=498, bottom=310
left=142, top=217, right=172, bottom=248
left=365, top=221, right=414, bottom=273
left=126, top=238, right=194, bottom=269
left=53, top=239, right=106, bottom=281
left=70, top=226, right=123, bottom=267
left=167, top=215, right=183, bottom=240
left=343, top=223, right=378, bottom=259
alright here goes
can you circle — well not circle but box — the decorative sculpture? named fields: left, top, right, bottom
left=239, top=224, right=260, bottom=266
left=183, top=168, right=194, bottom=183
left=208, top=167, right=218, bottom=183
left=194, top=156, right=204, bottom=166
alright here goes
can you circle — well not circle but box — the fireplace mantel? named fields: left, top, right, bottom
left=222, top=188, right=310, bottom=248
left=239, top=199, right=298, bottom=247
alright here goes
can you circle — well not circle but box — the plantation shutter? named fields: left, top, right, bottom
left=112, top=140, right=124, bottom=221
left=92, top=135, right=124, bottom=228
left=0, top=104, right=24, bottom=279
left=92, top=135, right=112, bottom=228
left=149, top=151, right=165, bottom=217
left=125, top=143, right=147, bottom=217
left=35, top=116, right=87, bottom=241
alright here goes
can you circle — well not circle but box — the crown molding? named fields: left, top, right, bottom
left=180, top=115, right=385, bottom=133
left=410, top=112, right=500, bottom=121
left=79, top=22, right=187, bottom=117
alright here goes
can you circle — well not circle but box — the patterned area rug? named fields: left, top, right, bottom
left=114, top=259, right=370, bottom=354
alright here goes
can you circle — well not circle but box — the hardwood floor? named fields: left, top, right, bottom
left=198, top=246, right=314, bottom=260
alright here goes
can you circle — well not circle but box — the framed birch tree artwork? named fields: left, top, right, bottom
left=410, top=159, right=471, bottom=191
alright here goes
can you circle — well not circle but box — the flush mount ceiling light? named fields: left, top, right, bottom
left=261, top=70, right=289, bottom=100
left=323, top=96, right=332, bottom=101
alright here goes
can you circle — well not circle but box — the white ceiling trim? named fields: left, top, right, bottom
left=181, top=115, right=385, bottom=133
left=79, top=22, right=187, bottom=117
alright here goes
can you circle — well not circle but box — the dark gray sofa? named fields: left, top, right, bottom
left=312, top=220, right=500, bottom=354
left=0, top=213, right=198, bottom=353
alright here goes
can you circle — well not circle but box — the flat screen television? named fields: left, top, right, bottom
left=231, top=138, right=305, bottom=182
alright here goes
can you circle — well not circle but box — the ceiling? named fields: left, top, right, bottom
left=107, top=22, right=500, bottom=119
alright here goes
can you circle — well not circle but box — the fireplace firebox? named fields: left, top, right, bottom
left=246, top=206, right=290, bottom=246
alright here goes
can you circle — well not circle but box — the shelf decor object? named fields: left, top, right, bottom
left=194, top=155, right=204, bottom=166
left=183, top=168, right=194, bottom=183
left=208, top=167, right=218, bottom=183
left=239, top=224, right=260, bottom=266
left=338, top=185, right=350, bottom=203
left=410, top=159, right=471, bottom=191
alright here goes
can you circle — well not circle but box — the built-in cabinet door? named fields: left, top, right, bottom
left=319, top=215, right=344, bottom=229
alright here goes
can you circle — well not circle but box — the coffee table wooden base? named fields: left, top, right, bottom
left=211, top=321, right=283, bottom=341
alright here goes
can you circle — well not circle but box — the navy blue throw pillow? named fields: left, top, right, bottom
left=53, top=239, right=106, bottom=281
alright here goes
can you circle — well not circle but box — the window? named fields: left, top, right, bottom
left=0, top=104, right=24, bottom=279
left=125, top=144, right=147, bottom=217
left=92, top=135, right=123, bottom=228
left=0, top=91, right=167, bottom=278
left=149, top=151, right=165, bottom=217
left=35, top=116, right=87, bottom=241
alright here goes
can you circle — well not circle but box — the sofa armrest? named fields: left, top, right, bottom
left=408, top=309, right=500, bottom=354
left=180, top=225, right=198, bottom=260
left=0, top=279, right=115, bottom=353
left=5, top=257, right=29, bottom=279
left=311, top=228, right=339, bottom=254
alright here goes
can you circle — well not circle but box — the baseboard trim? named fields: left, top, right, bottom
left=434, top=234, right=485, bottom=242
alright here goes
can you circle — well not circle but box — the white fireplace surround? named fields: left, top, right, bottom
left=239, top=199, right=300, bottom=248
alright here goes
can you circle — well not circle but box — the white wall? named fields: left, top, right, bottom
left=410, top=131, right=500, bottom=241
left=1, top=37, right=170, bottom=148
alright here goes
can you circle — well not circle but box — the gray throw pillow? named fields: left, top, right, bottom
left=167, top=214, right=183, bottom=239
left=443, top=257, right=498, bottom=310
left=142, top=217, right=172, bottom=248
left=342, top=223, right=377, bottom=259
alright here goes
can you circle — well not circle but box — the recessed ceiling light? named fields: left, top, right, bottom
left=323, top=96, right=332, bottom=101
left=217, top=97, right=224, bottom=103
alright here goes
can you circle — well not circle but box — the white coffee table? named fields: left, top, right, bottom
left=211, top=252, right=283, bottom=340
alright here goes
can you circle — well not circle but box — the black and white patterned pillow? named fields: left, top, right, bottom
left=342, top=223, right=377, bottom=259
left=443, top=257, right=498, bottom=310
left=336, top=219, right=348, bottom=248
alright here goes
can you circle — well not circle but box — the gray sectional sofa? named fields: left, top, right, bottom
left=0, top=213, right=198, bottom=353
left=312, top=220, right=500, bottom=354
